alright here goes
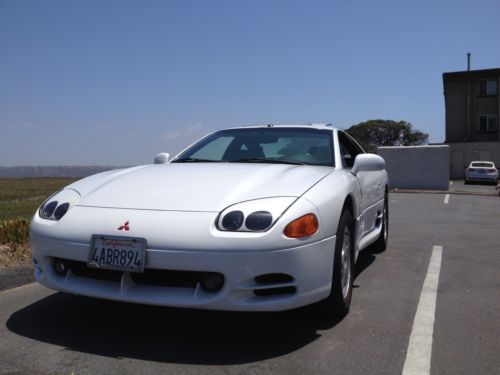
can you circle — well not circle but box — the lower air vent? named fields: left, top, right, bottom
left=253, top=273, right=296, bottom=297
left=253, top=286, right=297, bottom=297
left=54, top=258, right=122, bottom=282
left=52, top=258, right=224, bottom=292
left=131, top=269, right=224, bottom=292
left=254, top=273, right=294, bottom=284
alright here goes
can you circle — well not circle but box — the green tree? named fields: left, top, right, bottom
left=345, top=120, right=429, bottom=153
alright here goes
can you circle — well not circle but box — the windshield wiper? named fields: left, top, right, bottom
left=228, top=158, right=305, bottom=165
left=172, top=158, right=222, bottom=163
left=174, top=157, right=305, bottom=165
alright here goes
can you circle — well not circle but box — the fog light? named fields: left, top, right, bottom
left=54, top=260, right=67, bottom=275
left=200, top=274, right=224, bottom=292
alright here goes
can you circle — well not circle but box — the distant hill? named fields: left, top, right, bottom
left=0, top=166, right=124, bottom=178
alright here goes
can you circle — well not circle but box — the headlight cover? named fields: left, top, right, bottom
left=38, top=189, right=81, bottom=221
left=217, top=197, right=296, bottom=232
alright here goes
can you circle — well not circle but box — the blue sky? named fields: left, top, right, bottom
left=1, top=0, right=499, bottom=166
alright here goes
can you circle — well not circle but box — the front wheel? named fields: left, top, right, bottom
left=319, top=209, right=354, bottom=317
left=372, top=193, right=389, bottom=252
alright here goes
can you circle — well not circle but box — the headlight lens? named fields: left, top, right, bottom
left=221, top=210, right=244, bottom=230
left=42, top=201, right=58, bottom=218
left=53, top=203, right=70, bottom=220
left=245, top=211, right=273, bottom=231
left=217, top=197, right=296, bottom=232
left=38, top=189, right=80, bottom=221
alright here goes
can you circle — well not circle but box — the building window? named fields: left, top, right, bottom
left=478, top=114, right=498, bottom=132
left=478, top=79, right=497, bottom=96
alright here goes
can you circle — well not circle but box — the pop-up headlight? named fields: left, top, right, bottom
left=217, top=197, right=296, bottom=232
left=38, top=189, right=80, bottom=221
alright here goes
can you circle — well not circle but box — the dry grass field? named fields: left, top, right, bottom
left=0, top=178, right=78, bottom=220
left=0, top=178, right=78, bottom=267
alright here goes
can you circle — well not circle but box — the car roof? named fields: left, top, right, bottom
left=228, top=124, right=339, bottom=131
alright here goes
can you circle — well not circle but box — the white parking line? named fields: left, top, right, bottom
left=443, top=194, right=449, bottom=204
left=402, top=245, right=443, bottom=375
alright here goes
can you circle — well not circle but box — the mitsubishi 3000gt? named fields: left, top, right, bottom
left=30, top=124, right=389, bottom=316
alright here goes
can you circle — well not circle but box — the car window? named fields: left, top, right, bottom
left=190, top=136, right=234, bottom=160
left=338, top=131, right=364, bottom=168
left=471, top=162, right=494, bottom=168
left=173, top=127, right=335, bottom=166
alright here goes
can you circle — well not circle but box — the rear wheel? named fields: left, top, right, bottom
left=320, top=209, right=354, bottom=317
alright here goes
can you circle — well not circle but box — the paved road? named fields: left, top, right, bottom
left=0, top=265, right=34, bottom=292
left=449, top=179, right=499, bottom=195
left=1, top=193, right=499, bottom=374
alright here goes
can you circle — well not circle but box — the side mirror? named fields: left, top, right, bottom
left=154, top=152, right=170, bottom=164
left=351, top=153, right=385, bottom=175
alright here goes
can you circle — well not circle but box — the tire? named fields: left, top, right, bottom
left=320, top=208, right=354, bottom=317
left=372, top=193, right=389, bottom=252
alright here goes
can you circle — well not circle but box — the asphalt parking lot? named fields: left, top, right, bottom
left=449, top=180, right=499, bottom=195
left=0, top=192, right=499, bottom=375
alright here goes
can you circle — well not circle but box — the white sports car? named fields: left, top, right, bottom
left=30, top=124, right=388, bottom=316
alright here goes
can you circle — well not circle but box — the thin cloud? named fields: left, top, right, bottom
left=121, top=129, right=137, bottom=140
left=162, top=123, right=204, bottom=141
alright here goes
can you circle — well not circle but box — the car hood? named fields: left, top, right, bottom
left=69, top=163, right=333, bottom=212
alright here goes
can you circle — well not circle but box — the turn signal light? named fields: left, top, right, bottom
left=284, top=214, right=319, bottom=238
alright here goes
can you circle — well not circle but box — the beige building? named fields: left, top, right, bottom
left=443, top=68, right=500, bottom=178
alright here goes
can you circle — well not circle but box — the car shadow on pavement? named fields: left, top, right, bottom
left=5, top=248, right=380, bottom=365
left=6, top=291, right=345, bottom=365
left=354, top=247, right=378, bottom=281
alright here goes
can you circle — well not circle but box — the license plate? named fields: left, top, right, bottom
left=88, top=235, right=146, bottom=273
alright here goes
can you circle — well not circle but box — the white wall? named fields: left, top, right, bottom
left=377, top=145, right=450, bottom=190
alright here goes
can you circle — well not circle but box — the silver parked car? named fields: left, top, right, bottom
left=465, top=161, right=499, bottom=184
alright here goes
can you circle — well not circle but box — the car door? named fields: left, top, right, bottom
left=337, top=131, right=385, bottom=237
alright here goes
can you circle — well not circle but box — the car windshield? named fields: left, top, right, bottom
left=172, top=127, right=335, bottom=167
left=471, top=162, right=494, bottom=168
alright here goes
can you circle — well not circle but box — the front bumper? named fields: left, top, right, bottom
left=31, top=232, right=336, bottom=311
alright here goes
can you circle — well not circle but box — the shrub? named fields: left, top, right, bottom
left=0, top=218, right=30, bottom=244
